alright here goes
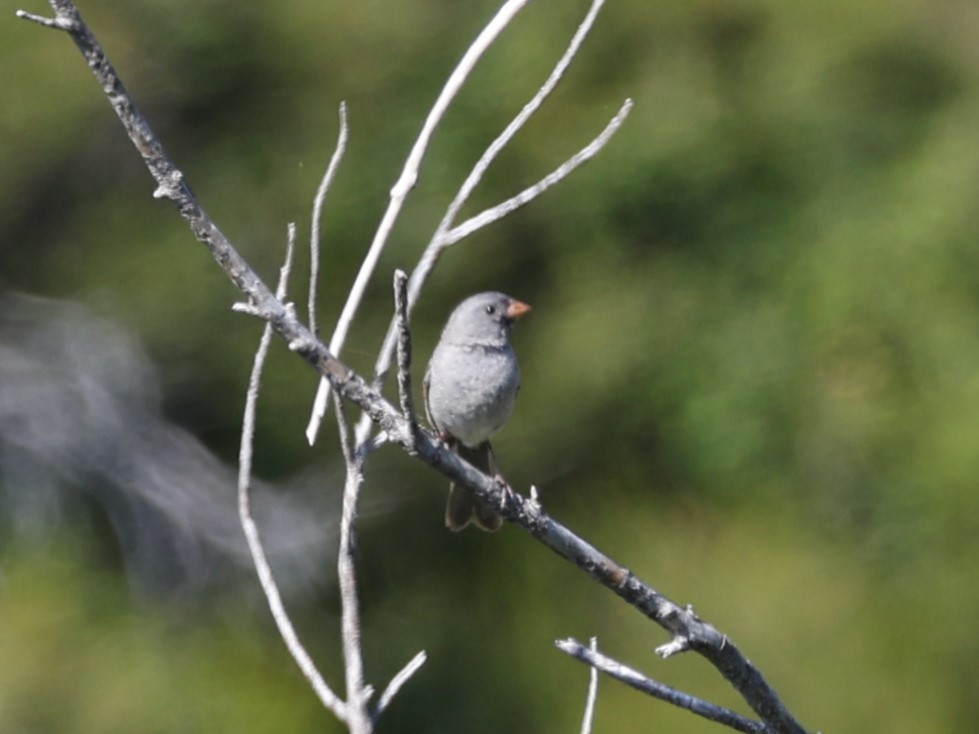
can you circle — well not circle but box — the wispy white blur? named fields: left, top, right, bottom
left=0, top=292, right=341, bottom=597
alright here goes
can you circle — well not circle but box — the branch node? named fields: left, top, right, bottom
left=492, top=476, right=515, bottom=512
left=232, top=301, right=261, bottom=317
left=152, top=169, right=184, bottom=199
left=288, top=336, right=316, bottom=353
left=522, top=484, right=548, bottom=533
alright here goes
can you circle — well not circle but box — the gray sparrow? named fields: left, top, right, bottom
left=424, top=292, right=530, bottom=531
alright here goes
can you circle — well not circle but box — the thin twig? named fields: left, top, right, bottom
left=19, top=5, right=812, bottom=732
left=15, top=8, right=72, bottom=28
left=309, top=102, right=349, bottom=336
left=556, top=639, right=766, bottom=734
left=351, top=1, right=629, bottom=447
left=440, top=99, right=633, bottom=246
left=305, top=0, right=533, bottom=446
left=393, top=269, right=417, bottom=450
left=235, top=224, right=348, bottom=722
left=373, top=650, right=428, bottom=722
left=579, top=637, right=600, bottom=734
left=333, top=392, right=371, bottom=734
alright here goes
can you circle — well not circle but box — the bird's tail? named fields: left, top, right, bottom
left=445, top=441, right=503, bottom=532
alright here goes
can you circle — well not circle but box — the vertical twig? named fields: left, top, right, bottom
left=579, top=637, right=600, bottom=734
left=305, top=0, right=533, bottom=445
left=393, top=269, right=417, bottom=451
left=333, top=391, right=371, bottom=734
left=309, top=102, right=349, bottom=336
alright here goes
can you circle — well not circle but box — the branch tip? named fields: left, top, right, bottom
left=232, top=301, right=261, bottom=317
left=15, top=9, right=73, bottom=29
left=288, top=336, right=315, bottom=352
left=374, top=650, right=427, bottom=721
left=655, top=636, right=691, bottom=659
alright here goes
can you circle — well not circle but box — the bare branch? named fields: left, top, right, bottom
left=20, top=4, right=812, bottom=732
left=309, top=102, right=349, bottom=336
left=373, top=650, right=428, bottom=722
left=333, top=393, right=372, bottom=734
left=235, top=225, right=347, bottom=722
left=305, top=0, right=533, bottom=445
left=393, top=269, right=418, bottom=451
left=579, top=638, right=600, bottom=734
left=557, top=639, right=766, bottom=734
left=440, top=98, right=633, bottom=247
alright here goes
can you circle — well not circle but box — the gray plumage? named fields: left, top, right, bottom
left=424, top=292, right=530, bottom=531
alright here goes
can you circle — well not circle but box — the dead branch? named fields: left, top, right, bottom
left=16, top=3, right=812, bottom=732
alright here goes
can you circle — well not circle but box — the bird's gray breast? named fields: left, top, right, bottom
left=427, top=342, right=520, bottom=447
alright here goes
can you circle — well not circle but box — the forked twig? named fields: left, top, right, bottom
left=441, top=99, right=632, bottom=246
left=557, top=639, right=766, bottom=734
left=434, top=0, right=612, bottom=248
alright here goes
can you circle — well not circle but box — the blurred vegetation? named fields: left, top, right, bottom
left=3, top=0, right=979, bottom=731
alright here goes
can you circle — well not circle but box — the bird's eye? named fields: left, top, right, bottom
left=485, top=304, right=496, bottom=315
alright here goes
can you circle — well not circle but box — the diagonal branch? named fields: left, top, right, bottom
left=17, top=4, right=812, bottom=733
left=373, top=650, right=428, bottom=722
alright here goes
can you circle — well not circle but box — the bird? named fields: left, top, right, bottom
left=424, top=291, right=531, bottom=531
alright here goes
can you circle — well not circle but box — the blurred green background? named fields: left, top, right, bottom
left=3, top=0, right=979, bottom=731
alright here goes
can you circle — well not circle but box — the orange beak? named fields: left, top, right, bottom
left=505, top=299, right=532, bottom=320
